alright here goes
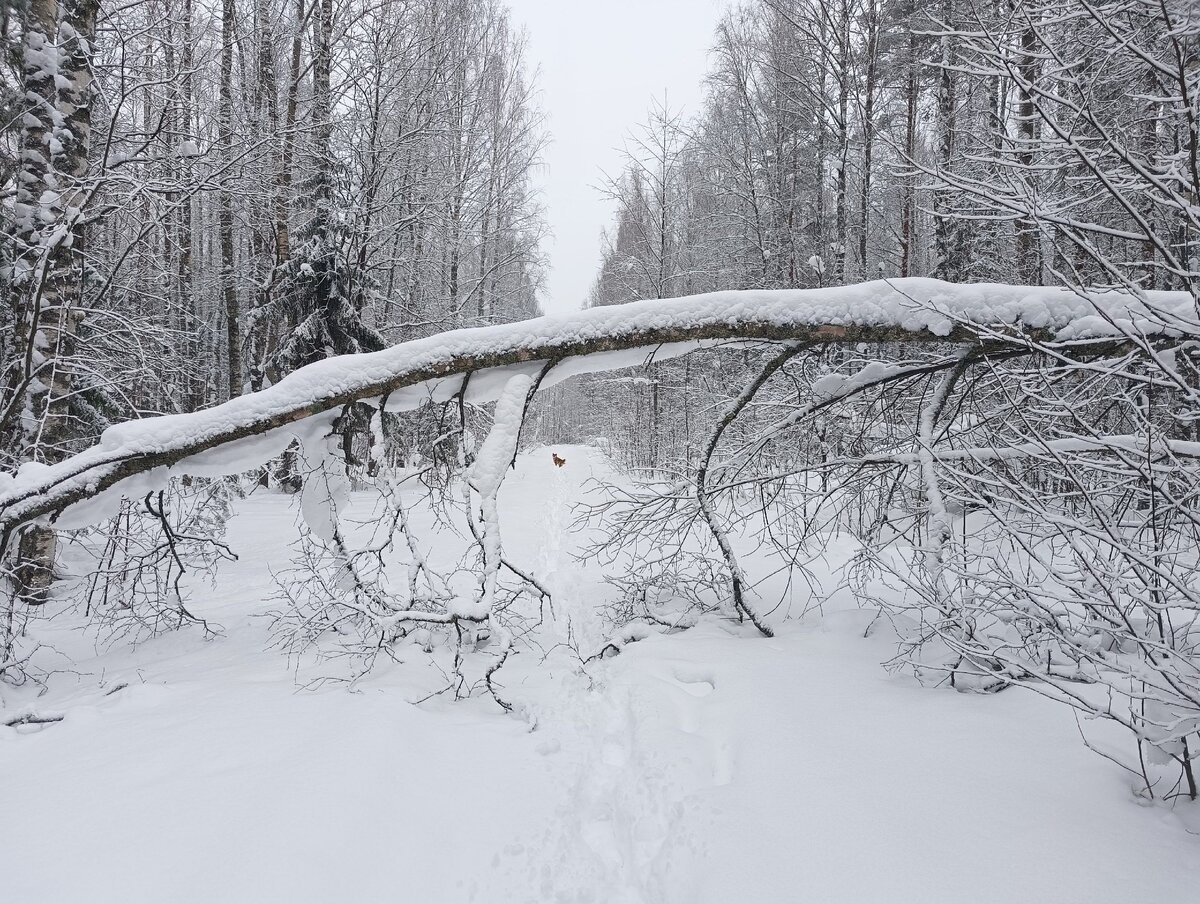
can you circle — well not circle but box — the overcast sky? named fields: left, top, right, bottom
left=506, top=0, right=727, bottom=315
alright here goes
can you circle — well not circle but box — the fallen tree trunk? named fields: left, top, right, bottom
left=0, top=278, right=1191, bottom=540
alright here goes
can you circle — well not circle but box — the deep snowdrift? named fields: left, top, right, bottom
left=2, top=447, right=1197, bottom=903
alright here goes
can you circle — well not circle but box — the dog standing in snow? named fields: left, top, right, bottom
left=552, top=452, right=566, bottom=468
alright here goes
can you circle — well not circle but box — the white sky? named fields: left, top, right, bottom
left=506, top=0, right=727, bottom=315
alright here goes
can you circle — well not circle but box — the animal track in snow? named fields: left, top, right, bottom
left=670, top=668, right=716, bottom=698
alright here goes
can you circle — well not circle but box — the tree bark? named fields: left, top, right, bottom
left=219, top=0, right=243, bottom=399
left=834, top=1, right=850, bottom=283
left=8, top=0, right=99, bottom=602
left=900, top=24, right=918, bottom=278
left=858, top=0, right=879, bottom=279
left=1014, top=8, right=1042, bottom=285
left=934, top=0, right=959, bottom=280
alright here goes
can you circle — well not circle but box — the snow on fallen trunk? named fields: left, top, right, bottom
left=0, top=278, right=1193, bottom=531
left=297, top=420, right=351, bottom=544
left=460, top=374, right=531, bottom=623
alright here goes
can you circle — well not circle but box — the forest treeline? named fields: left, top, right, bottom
left=591, top=0, right=1181, bottom=303
left=536, top=0, right=1195, bottom=468
left=4, top=0, right=1193, bottom=469
left=1, top=0, right=546, bottom=475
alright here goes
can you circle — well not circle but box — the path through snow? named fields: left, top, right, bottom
left=2, top=446, right=1198, bottom=902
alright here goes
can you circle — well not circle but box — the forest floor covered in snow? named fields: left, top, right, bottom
left=3, top=446, right=1198, bottom=903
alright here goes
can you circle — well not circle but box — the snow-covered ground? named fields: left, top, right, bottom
left=3, top=446, right=1197, bottom=902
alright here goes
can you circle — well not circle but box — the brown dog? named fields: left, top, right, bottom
left=552, top=452, right=566, bottom=468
